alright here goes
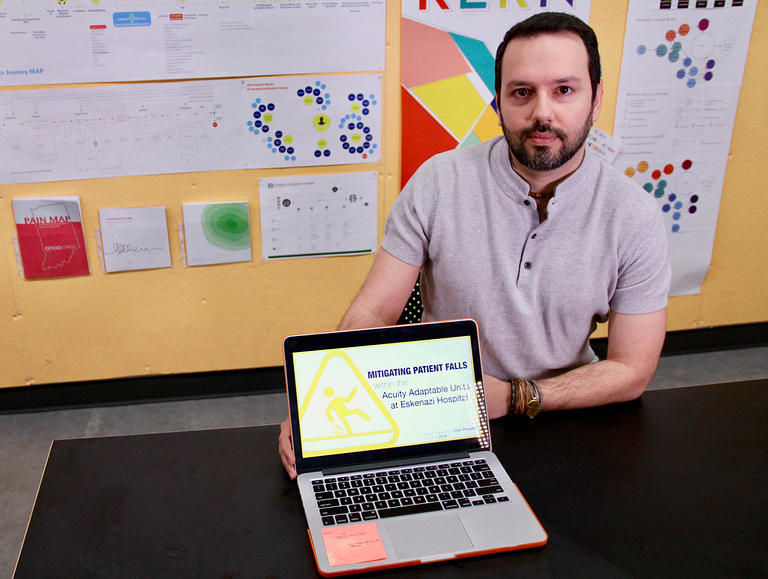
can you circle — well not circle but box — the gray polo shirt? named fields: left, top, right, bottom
left=382, top=136, right=671, bottom=381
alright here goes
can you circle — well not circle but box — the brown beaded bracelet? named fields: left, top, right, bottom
left=508, top=378, right=543, bottom=418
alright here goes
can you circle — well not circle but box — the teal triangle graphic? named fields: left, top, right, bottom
left=449, top=33, right=496, bottom=96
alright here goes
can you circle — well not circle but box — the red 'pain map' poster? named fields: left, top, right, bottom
left=12, top=196, right=90, bottom=279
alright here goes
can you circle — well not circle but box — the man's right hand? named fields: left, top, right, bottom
left=278, top=416, right=297, bottom=479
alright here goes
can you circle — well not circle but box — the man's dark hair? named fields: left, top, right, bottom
left=494, top=12, right=601, bottom=102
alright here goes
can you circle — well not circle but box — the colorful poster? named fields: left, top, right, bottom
left=259, top=172, right=378, bottom=260
left=0, top=74, right=382, bottom=185
left=0, top=0, right=385, bottom=86
left=400, top=0, right=591, bottom=188
left=12, top=196, right=90, bottom=279
left=612, top=0, right=757, bottom=295
left=98, top=206, right=172, bottom=273
left=182, top=201, right=252, bottom=267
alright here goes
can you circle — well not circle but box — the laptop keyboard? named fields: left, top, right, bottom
left=311, top=459, right=510, bottom=526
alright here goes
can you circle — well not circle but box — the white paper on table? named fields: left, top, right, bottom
left=259, top=172, right=378, bottom=260
left=99, top=206, right=172, bottom=273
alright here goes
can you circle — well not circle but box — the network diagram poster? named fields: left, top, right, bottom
left=12, top=196, right=90, bottom=279
left=0, top=74, right=382, bottom=185
left=242, top=75, right=382, bottom=168
left=400, top=0, right=591, bottom=188
left=0, top=0, right=385, bottom=86
left=182, top=201, right=252, bottom=267
left=612, top=0, right=757, bottom=296
left=98, top=206, right=172, bottom=273
left=259, top=172, right=378, bottom=260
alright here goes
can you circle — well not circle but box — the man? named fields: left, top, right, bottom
left=279, top=12, right=670, bottom=478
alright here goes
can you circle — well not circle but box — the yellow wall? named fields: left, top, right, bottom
left=1, top=0, right=766, bottom=389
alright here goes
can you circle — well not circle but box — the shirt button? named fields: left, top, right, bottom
left=531, top=233, right=537, bottom=239
left=523, top=199, right=531, bottom=206
left=524, top=262, right=532, bottom=270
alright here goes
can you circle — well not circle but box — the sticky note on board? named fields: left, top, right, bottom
left=321, top=522, right=387, bottom=567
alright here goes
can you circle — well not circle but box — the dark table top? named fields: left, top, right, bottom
left=14, top=380, right=768, bottom=579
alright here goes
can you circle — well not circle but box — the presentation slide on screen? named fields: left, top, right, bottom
left=293, top=336, right=485, bottom=458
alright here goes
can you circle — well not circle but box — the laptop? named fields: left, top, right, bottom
left=283, top=319, right=547, bottom=576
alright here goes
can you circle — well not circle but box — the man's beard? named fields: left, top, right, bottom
left=501, top=112, right=592, bottom=172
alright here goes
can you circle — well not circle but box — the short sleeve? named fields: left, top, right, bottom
left=610, top=208, right=671, bottom=314
left=380, top=158, right=439, bottom=267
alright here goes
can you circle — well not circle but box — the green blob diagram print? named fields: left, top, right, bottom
left=201, top=203, right=250, bottom=251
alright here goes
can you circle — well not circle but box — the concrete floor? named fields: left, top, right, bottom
left=2, top=346, right=767, bottom=579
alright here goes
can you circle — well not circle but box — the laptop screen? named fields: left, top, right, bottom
left=284, top=320, right=490, bottom=474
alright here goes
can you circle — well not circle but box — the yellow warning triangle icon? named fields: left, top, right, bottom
left=299, top=350, right=399, bottom=457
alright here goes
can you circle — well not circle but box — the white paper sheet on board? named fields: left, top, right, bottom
left=259, top=172, right=378, bottom=260
left=0, top=74, right=382, bottom=185
left=612, top=0, right=757, bottom=296
left=183, top=201, right=252, bottom=267
left=99, top=206, right=172, bottom=273
left=0, top=0, right=385, bottom=86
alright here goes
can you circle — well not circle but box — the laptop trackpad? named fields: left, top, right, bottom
left=386, top=514, right=473, bottom=560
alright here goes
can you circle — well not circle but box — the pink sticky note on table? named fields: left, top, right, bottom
left=321, top=522, right=388, bottom=567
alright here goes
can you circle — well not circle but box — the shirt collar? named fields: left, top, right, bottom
left=491, top=136, right=600, bottom=211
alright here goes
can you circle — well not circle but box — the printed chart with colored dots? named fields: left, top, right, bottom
left=623, top=159, right=718, bottom=233
left=621, top=154, right=728, bottom=295
left=0, top=75, right=383, bottom=184
left=636, top=19, right=721, bottom=89
left=613, top=0, right=756, bottom=296
left=259, top=172, right=377, bottom=261
left=620, top=0, right=755, bottom=91
left=243, top=75, right=381, bottom=169
left=620, top=155, right=730, bottom=296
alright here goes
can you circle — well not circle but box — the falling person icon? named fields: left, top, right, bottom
left=324, top=387, right=370, bottom=435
